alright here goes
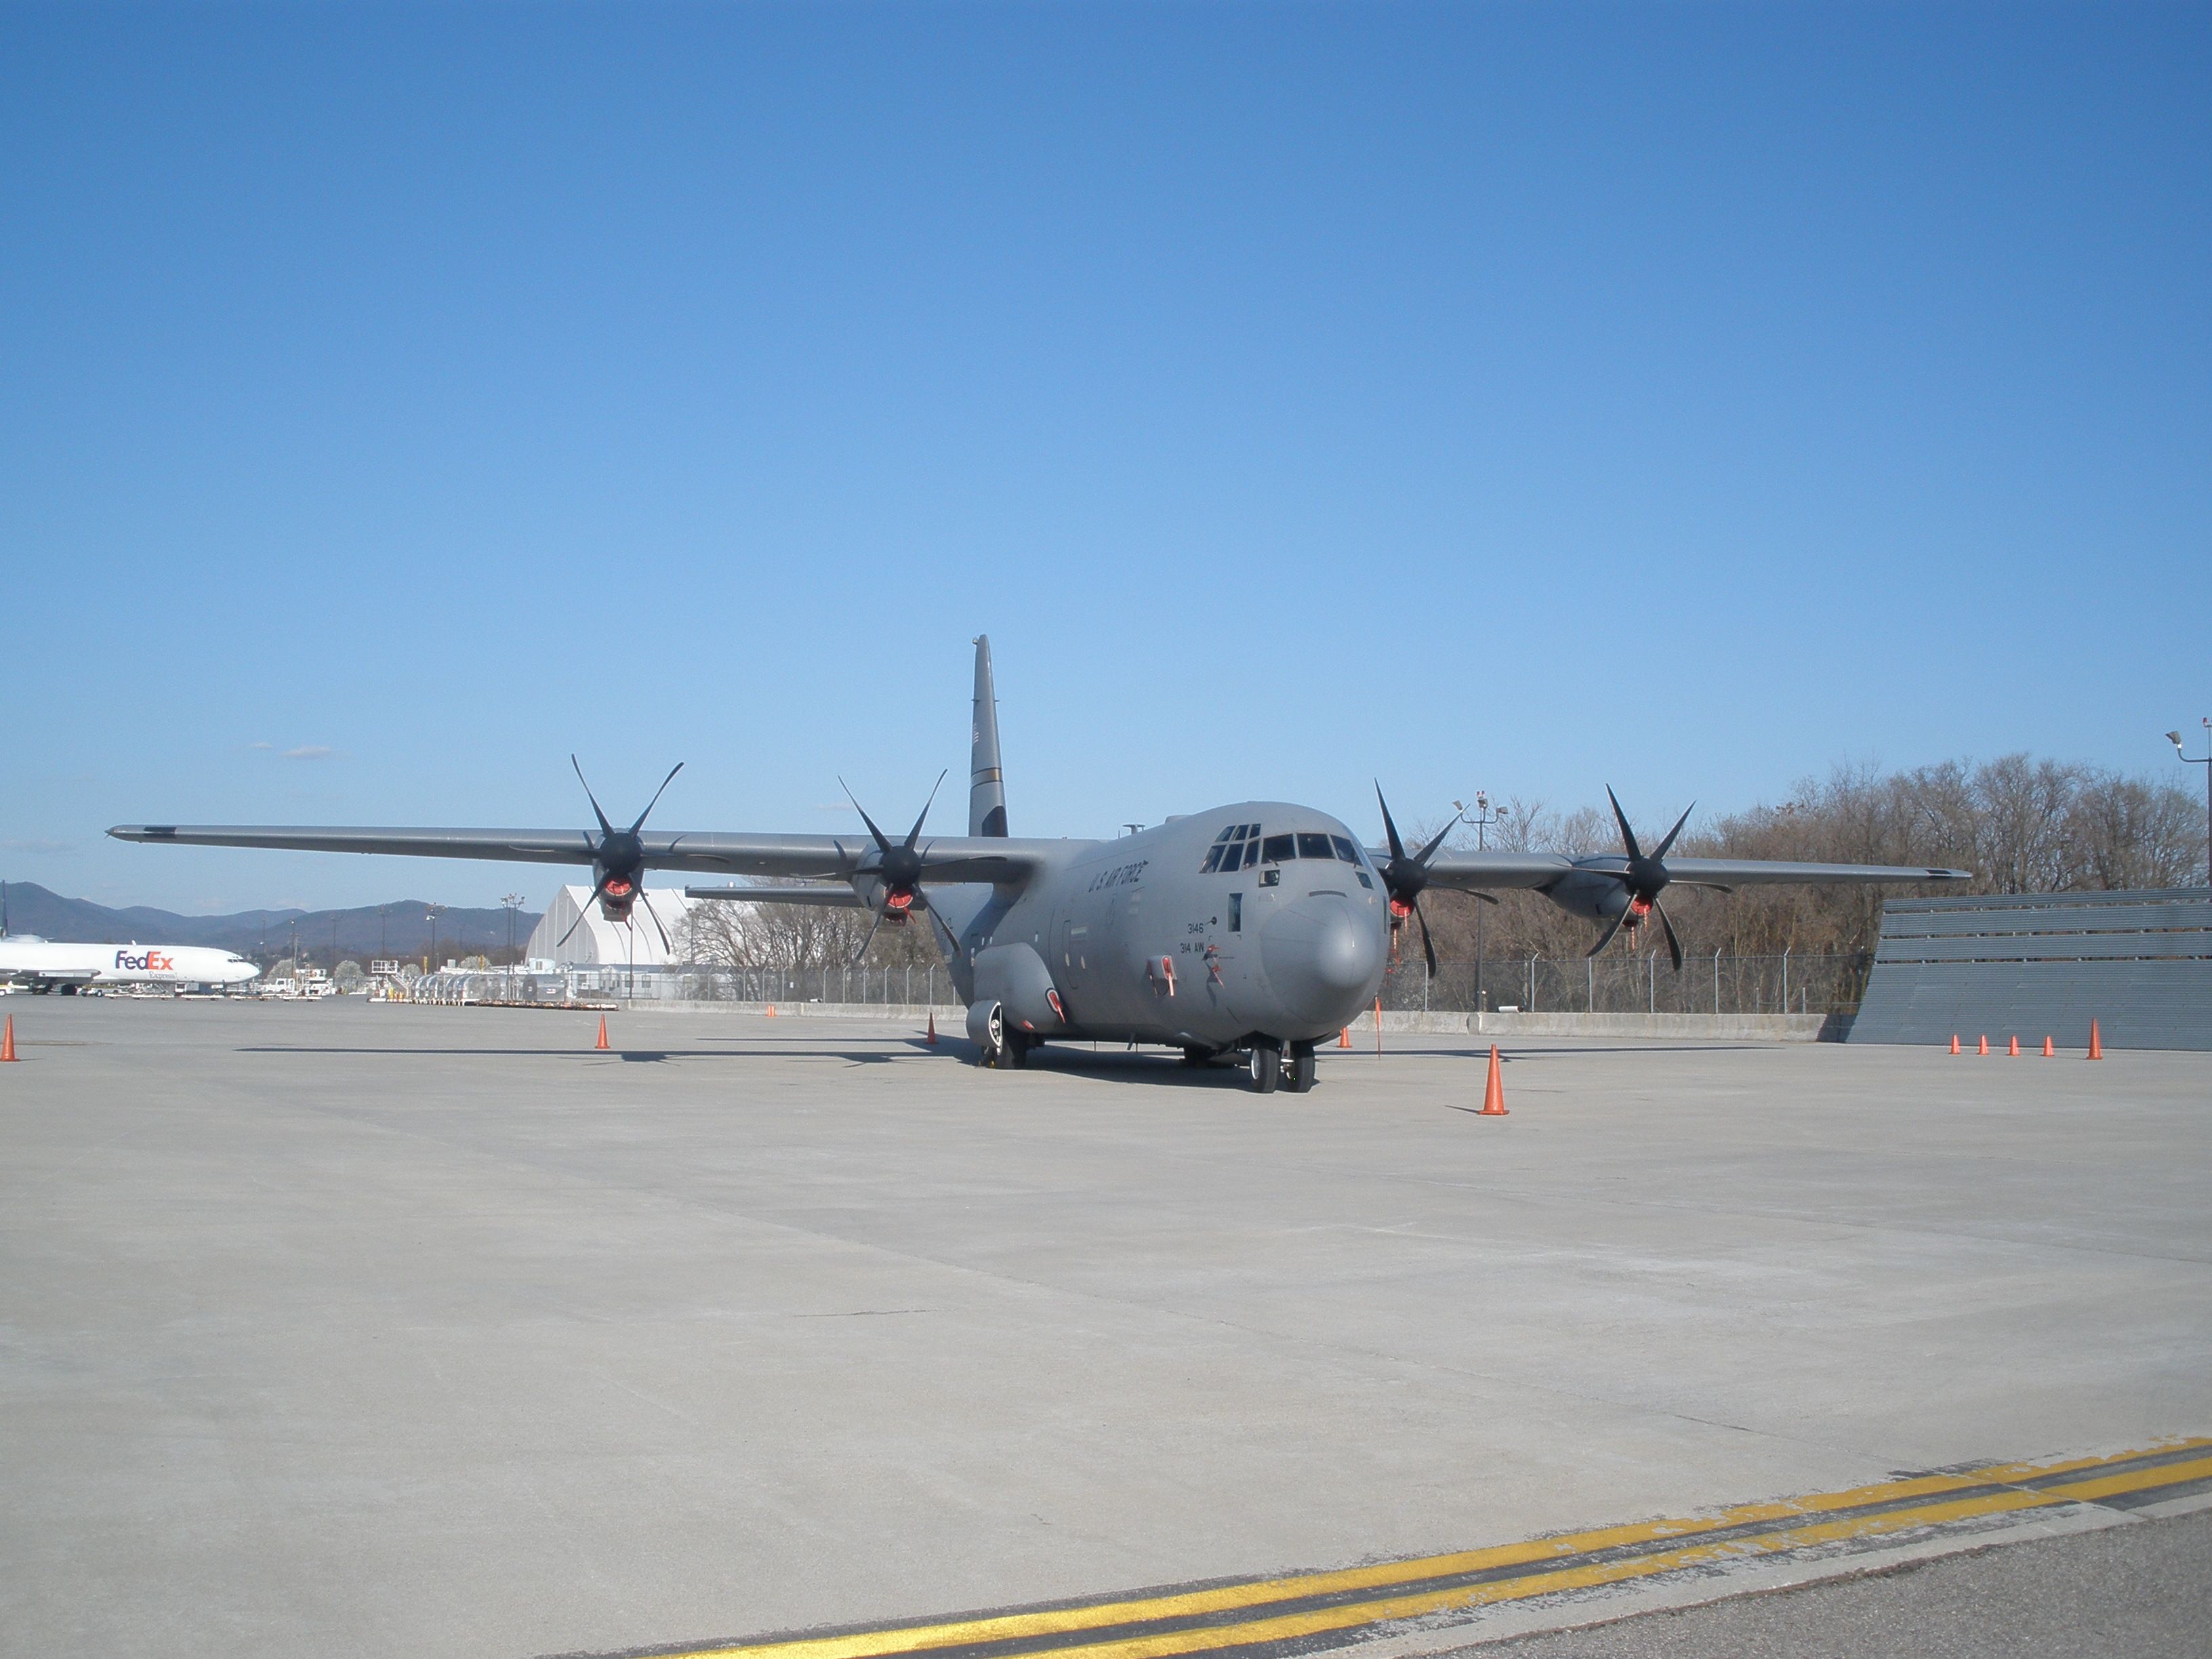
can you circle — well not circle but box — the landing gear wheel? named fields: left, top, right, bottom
left=1247, top=1043, right=1281, bottom=1094
left=1284, top=1046, right=1317, bottom=1093
left=1181, top=1045, right=1214, bottom=1068
left=1003, top=1032, right=1032, bottom=1069
left=979, top=1004, right=1006, bottom=1069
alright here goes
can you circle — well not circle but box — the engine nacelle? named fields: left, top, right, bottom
left=596, top=871, right=640, bottom=924
left=1542, top=869, right=1635, bottom=924
left=851, top=872, right=928, bottom=924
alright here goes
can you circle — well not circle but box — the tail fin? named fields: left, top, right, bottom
left=969, top=636, right=1008, bottom=838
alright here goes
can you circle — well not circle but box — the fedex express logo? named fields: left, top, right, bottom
left=115, top=949, right=175, bottom=972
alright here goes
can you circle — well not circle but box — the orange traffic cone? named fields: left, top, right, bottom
left=926, top=1012, right=937, bottom=1046
left=2007, top=1035, right=2020, bottom=1057
left=2042, top=1036, right=2055, bottom=1058
left=0, top=1014, right=16, bottom=1062
left=1478, top=1045, right=1508, bottom=1115
left=765, top=1004, right=777, bottom=1018
left=1977, top=1035, right=1990, bottom=1056
left=1949, top=1033, right=1961, bottom=1054
left=1338, top=1027, right=1351, bottom=1048
left=594, top=1015, right=610, bottom=1051
left=2087, top=1019, right=2103, bottom=1060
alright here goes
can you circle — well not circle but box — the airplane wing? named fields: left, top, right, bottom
left=1401, top=849, right=1971, bottom=893
left=108, top=825, right=1059, bottom=886
left=683, top=884, right=867, bottom=908
left=1, top=967, right=100, bottom=989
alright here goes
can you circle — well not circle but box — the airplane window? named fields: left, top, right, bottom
left=1356, top=870, right=1374, bottom=890
left=1239, top=840, right=1258, bottom=869
left=1296, top=832, right=1333, bottom=861
left=1262, top=834, right=1296, bottom=863
left=1229, top=823, right=1249, bottom=840
left=1229, top=893, right=1242, bottom=932
left=1212, top=826, right=1236, bottom=844
left=1200, top=845, right=1225, bottom=874
left=1331, top=836, right=1361, bottom=864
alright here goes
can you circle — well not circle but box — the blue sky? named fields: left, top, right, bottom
left=3, top=1, right=2207, bottom=914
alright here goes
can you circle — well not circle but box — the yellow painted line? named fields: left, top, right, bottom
left=658, top=1440, right=2212, bottom=1659
left=2043, top=1453, right=2212, bottom=1505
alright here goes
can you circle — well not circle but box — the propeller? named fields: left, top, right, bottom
left=1577, top=786, right=1728, bottom=971
left=556, top=756, right=684, bottom=951
left=839, top=771, right=947, bottom=963
left=1374, top=785, right=1492, bottom=977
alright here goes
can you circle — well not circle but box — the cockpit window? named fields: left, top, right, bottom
left=1296, top=832, right=1333, bottom=861
left=1240, top=839, right=1260, bottom=869
left=1261, top=834, right=1296, bottom=864
left=1330, top=835, right=1361, bottom=864
left=1204, top=822, right=1258, bottom=874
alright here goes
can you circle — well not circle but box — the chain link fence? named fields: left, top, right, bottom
left=1380, top=952, right=1871, bottom=1016
left=408, top=955, right=1869, bottom=1015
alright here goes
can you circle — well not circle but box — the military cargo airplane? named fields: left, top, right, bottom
left=112, top=638, right=1965, bottom=1090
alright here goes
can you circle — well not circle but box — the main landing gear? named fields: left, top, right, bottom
left=977, top=1005, right=1035, bottom=1069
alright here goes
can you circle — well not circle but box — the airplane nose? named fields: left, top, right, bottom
left=1260, top=895, right=1383, bottom=1023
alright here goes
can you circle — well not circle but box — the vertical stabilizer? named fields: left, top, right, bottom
left=969, top=636, right=1008, bottom=838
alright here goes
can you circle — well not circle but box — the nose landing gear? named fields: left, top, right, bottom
left=1247, top=1042, right=1280, bottom=1094
left=1244, top=1040, right=1318, bottom=1094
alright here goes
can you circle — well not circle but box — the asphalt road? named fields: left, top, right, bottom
left=1465, top=1506, right=2212, bottom=1658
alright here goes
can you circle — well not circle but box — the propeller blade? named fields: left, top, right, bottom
left=1604, top=785, right=1642, bottom=863
left=1375, top=783, right=1408, bottom=864
left=628, top=761, right=685, bottom=834
left=1414, top=814, right=1457, bottom=869
left=1415, top=898, right=1438, bottom=978
left=1652, top=801, right=1695, bottom=861
left=557, top=878, right=611, bottom=948
left=905, top=769, right=949, bottom=850
left=839, top=779, right=895, bottom=854
left=1470, top=888, right=1500, bottom=905
left=1654, top=896, right=1684, bottom=972
left=850, top=908, right=885, bottom=965
left=1671, top=880, right=1734, bottom=893
left=571, top=756, right=613, bottom=840
left=1586, top=909, right=1629, bottom=959
left=641, top=892, right=672, bottom=954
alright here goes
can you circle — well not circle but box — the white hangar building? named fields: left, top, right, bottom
left=525, top=886, right=706, bottom=968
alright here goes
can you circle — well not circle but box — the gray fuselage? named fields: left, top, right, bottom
left=923, top=802, right=1387, bottom=1052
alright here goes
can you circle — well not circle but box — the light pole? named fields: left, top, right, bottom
left=2169, top=720, right=2212, bottom=888
left=502, top=894, right=525, bottom=1002
left=1455, top=793, right=1509, bottom=1012
left=425, top=904, right=443, bottom=978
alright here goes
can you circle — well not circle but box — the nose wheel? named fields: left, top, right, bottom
left=1246, top=1042, right=1280, bottom=1094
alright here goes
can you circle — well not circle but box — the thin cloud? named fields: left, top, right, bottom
left=283, top=745, right=336, bottom=761
left=249, top=741, right=274, bottom=751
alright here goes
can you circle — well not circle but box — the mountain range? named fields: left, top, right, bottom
left=0, top=882, right=541, bottom=964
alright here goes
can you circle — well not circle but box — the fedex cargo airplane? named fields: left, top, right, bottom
left=0, top=937, right=260, bottom=994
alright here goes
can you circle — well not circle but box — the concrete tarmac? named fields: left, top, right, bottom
left=1, top=999, right=2205, bottom=1658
